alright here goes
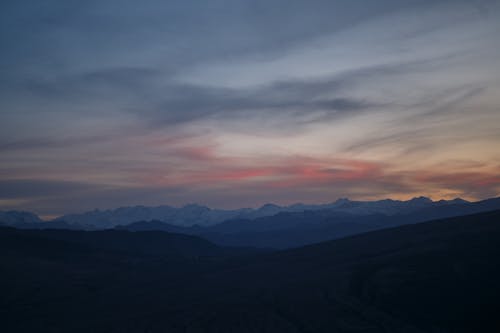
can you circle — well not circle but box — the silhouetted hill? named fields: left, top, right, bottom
left=1, top=210, right=499, bottom=332
left=0, top=227, right=233, bottom=258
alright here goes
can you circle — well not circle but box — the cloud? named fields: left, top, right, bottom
left=412, top=168, right=500, bottom=198
left=0, top=157, right=408, bottom=215
left=0, top=179, right=102, bottom=199
left=1, top=64, right=383, bottom=128
left=0, top=134, right=115, bottom=152
left=0, top=0, right=443, bottom=73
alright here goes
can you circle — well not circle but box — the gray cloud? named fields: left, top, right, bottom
left=341, top=84, right=491, bottom=157
left=1, top=0, right=493, bottom=133
left=1, top=65, right=381, bottom=127
left=0, top=0, right=442, bottom=72
left=0, top=135, right=115, bottom=152
left=0, top=179, right=102, bottom=199
left=3, top=57, right=442, bottom=130
left=0, top=0, right=466, bottom=112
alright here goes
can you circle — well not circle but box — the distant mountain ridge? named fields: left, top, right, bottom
left=119, top=197, right=500, bottom=248
left=4, top=197, right=500, bottom=249
left=0, top=226, right=239, bottom=258
left=48, top=196, right=471, bottom=228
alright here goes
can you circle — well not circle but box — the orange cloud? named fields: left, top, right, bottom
left=414, top=169, right=500, bottom=189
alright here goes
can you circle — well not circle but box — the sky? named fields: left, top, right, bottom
left=1, top=0, right=500, bottom=217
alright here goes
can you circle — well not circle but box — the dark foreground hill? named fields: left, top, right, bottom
left=0, top=227, right=256, bottom=258
left=1, top=210, right=500, bottom=332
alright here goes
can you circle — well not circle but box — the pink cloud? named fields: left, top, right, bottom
left=143, top=154, right=387, bottom=190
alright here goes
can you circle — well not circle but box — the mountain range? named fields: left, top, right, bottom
left=52, top=197, right=469, bottom=228
left=3, top=197, right=500, bottom=249
left=0, top=196, right=472, bottom=228
left=118, top=196, right=500, bottom=248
